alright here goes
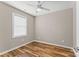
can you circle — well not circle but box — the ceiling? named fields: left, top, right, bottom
left=3, top=1, right=74, bottom=16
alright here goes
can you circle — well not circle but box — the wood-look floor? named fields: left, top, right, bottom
left=0, top=41, right=75, bottom=57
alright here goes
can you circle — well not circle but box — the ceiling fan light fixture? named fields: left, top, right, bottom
left=36, top=8, right=42, bottom=12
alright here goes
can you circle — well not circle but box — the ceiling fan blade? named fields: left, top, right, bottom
left=25, top=1, right=49, bottom=11
left=26, top=3, right=36, bottom=7
left=40, top=7, right=50, bottom=11
left=38, top=1, right=45, bottom=6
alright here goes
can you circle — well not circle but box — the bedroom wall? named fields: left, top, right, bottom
left=35, top=8, right=73, bottom=47
left=0, top=2, right=35, bottom=52
left=76, top=1, right=79, bottom=48
left=0, top=2, right=74, bottom=53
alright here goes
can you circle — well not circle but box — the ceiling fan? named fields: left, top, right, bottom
left=36, top=1, right=50, bottom=12
left=26, top=1, right=50, bottom=13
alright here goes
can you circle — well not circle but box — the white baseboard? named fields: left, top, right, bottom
left=72, top=48, right=77, bottom=57
left=33, top=40, right=77, bottom=56
left=0, top=40, right=34, bottom=55
left=34, top=40, right=72, bottom=49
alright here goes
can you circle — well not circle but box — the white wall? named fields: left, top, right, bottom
left=0, top=2, right=76, bottom=53
left=35, top=8, right=73, bottom=47
left=76, top=2, right=79, bottom=48
left=0, top=2, right=35, bottom=52
left=73, top=2, right=76, bottom=49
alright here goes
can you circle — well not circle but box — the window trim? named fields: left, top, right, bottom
left=12, top=12, right=27, bottom=38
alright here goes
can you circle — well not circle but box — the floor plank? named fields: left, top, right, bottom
left=0, top=41, right=75, bottom=57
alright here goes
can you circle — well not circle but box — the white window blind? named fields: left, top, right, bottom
left=12, top=13, right=27, bottom=38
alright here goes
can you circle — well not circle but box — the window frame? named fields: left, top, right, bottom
left=12, top=12, right=27, bottom=38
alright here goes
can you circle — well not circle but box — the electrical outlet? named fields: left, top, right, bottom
left=38, top=37, right=40, bottom=39
left=22, top=39, right=24, bottom=41
left=61, top=40, right=64, bottom=43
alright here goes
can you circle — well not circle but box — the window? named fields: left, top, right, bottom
left=12, top=13, right=27, bottom=38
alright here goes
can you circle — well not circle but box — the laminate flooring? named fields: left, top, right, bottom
left=0, top=41, right=75, bottom=57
